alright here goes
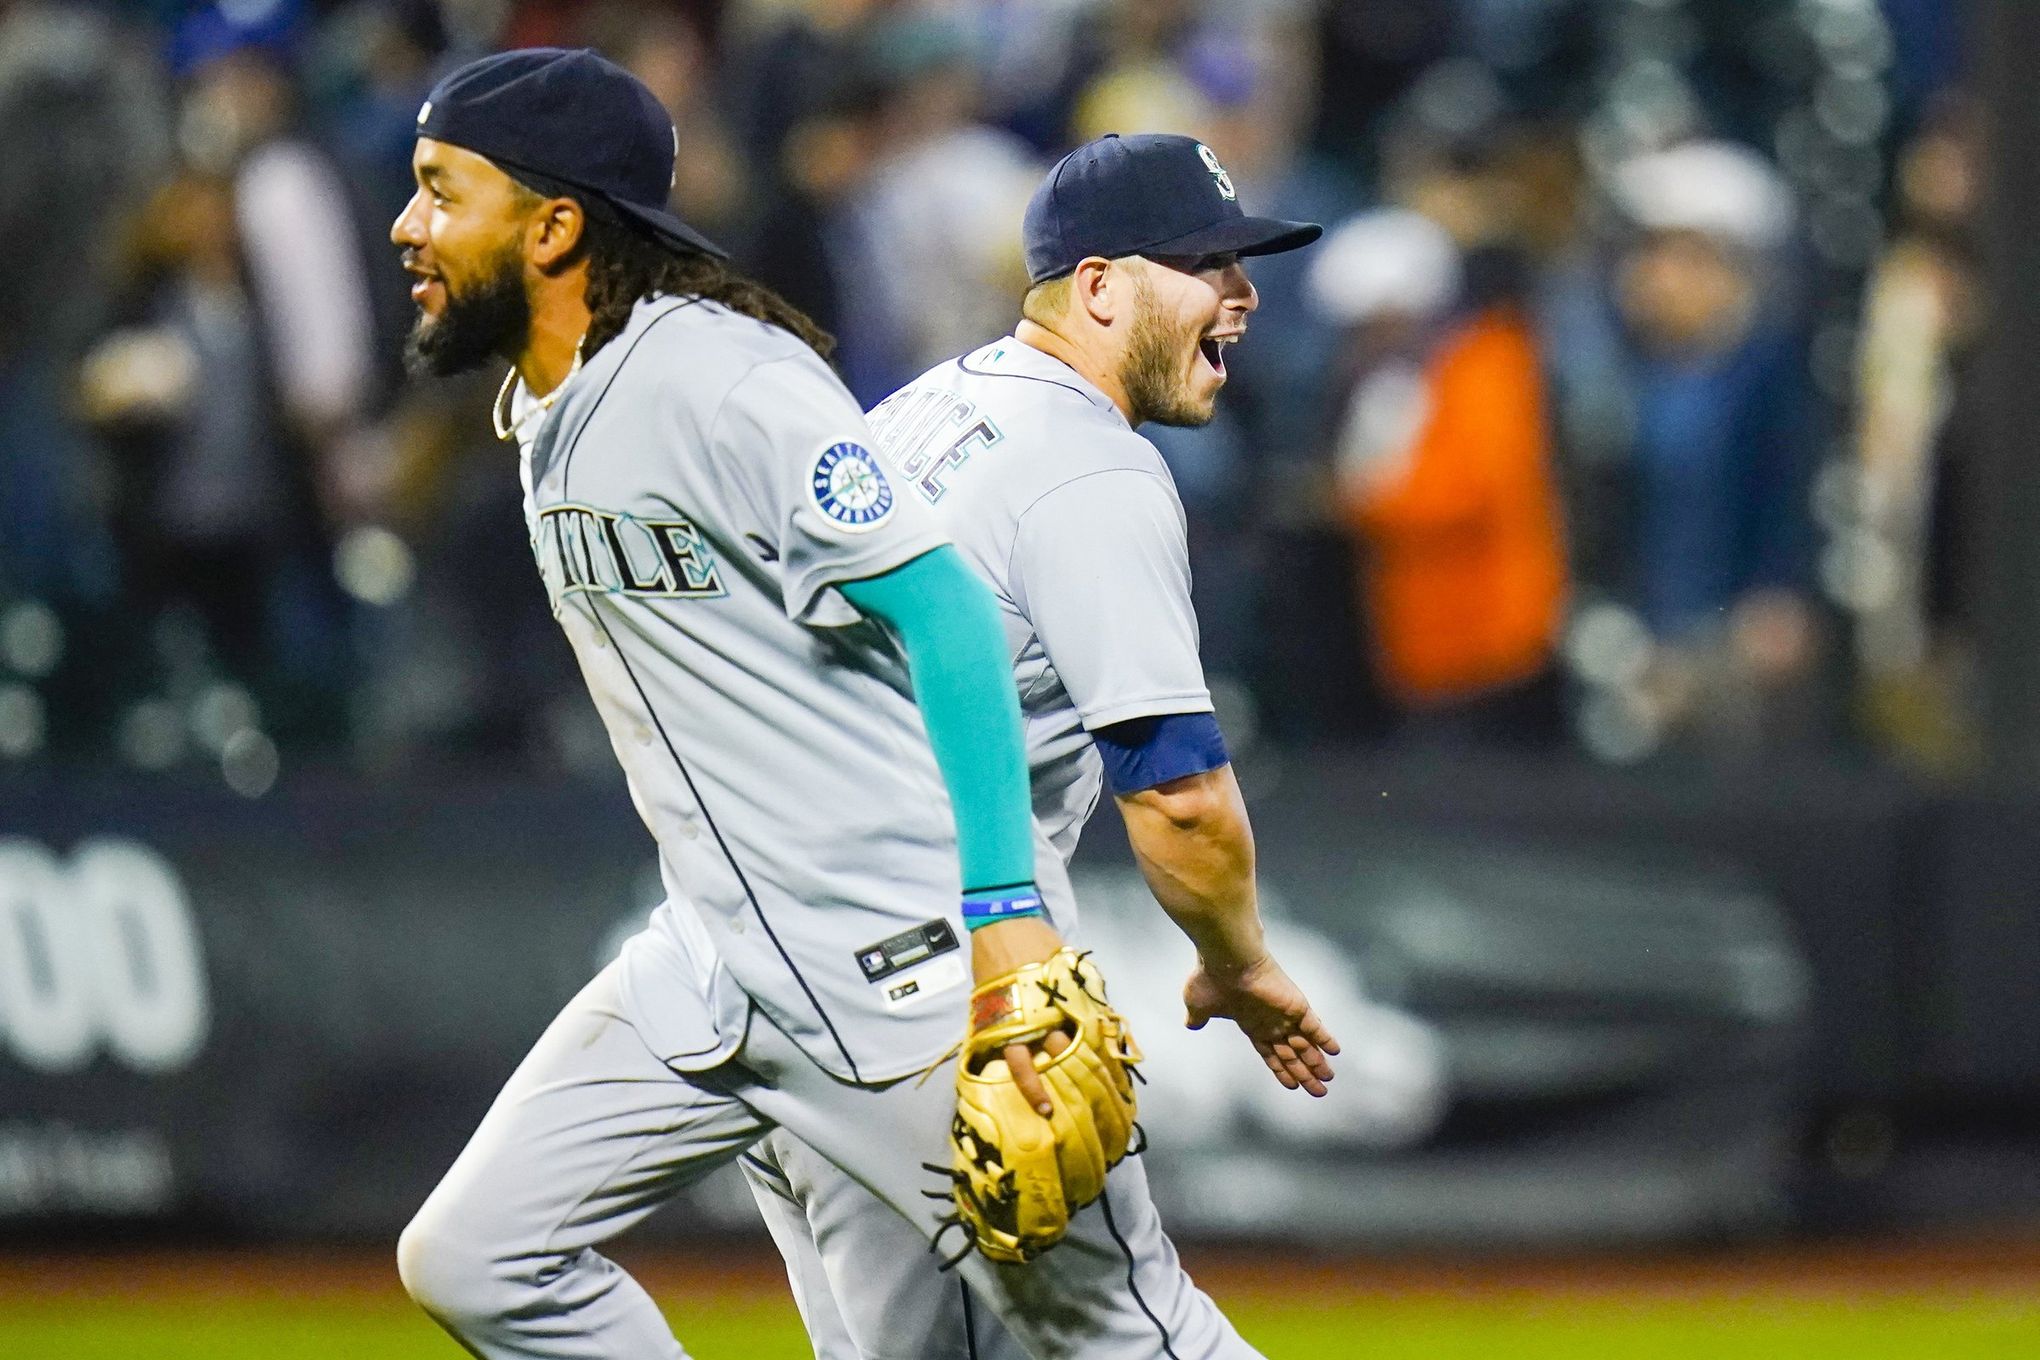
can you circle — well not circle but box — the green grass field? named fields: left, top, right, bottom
left=3, top=1296, right=2040, bottom=1353
left=5, top=1246, right=2037, bottom=1359
left=6, top=1292, right=2040, bottom=1358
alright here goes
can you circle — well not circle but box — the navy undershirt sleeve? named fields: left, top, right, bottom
left=1091, top=711, right=1230, bottom=795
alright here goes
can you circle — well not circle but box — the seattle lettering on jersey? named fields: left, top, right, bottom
left=868, top=387, right=1004, bottom=505
left=536, top=503, right=727, bottom=602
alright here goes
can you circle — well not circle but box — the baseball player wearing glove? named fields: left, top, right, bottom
left=389, top=53, right=1306, bottom=1360
left=943, top=946, right=1143, bottom=1264
left=741, top=133, right=1341, bottom=1359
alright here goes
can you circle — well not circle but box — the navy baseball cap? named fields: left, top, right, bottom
left=415, top=47, right=726, bottom=259
left=1022, top=133, right=1320, bottom=284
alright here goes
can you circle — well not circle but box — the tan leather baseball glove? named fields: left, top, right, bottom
left=933, top=948, right=1144, bottom=1264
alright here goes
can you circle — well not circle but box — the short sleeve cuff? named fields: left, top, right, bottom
left=1077, top=691, right=1214, bottom=731
left=786, top=528, right=954, bottom=626
left=1092, top=711, right=1229, bottom=794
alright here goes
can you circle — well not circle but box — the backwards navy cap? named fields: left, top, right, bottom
left=1022, top=133, right=1320, bottom=285
left=416, top=47, right=725, bottom=259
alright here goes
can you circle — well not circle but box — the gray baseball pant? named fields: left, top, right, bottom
left=396, top=958, right=1259, bottom=1359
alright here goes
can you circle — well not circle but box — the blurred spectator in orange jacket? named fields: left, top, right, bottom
left=1309, top=208, right=1568, bottom=740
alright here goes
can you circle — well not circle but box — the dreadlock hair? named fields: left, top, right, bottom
left=578, top=213, right=834, bottom=360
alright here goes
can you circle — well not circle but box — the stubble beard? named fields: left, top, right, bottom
left=402, top=239, right=532, bottom=380
left=1119, top=277, right=1217, bottom=429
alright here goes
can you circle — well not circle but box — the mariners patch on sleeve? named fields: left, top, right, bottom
left=809, top=441, right=896, bottom=533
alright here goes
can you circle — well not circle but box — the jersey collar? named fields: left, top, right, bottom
left=514, top=296, right=689, bottom=483
left=959, top=337, right=1128, bottom=427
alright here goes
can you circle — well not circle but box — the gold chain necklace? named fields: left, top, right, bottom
left=492, top=344, right=585, bottom=444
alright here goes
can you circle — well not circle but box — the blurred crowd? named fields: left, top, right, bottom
left=0, top=0, right=1978, bottom=789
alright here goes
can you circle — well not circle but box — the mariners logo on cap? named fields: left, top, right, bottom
left=810, top=442, right=895, bottom=532
left=1197, top=144, right=1236, bottom=201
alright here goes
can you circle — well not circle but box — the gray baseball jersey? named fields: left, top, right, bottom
left=447, top=309, right=1257, bottom=1360
left=866, top=336, right=1212, bottom=862
left=743, top=336, right=1232, bottom=1360
left=508, top=293, right=987, bottom=1084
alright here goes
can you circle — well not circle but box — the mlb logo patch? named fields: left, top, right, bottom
left=809, top=442, right=895, bottom=532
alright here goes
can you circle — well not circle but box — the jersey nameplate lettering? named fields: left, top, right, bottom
left=868, top=388, right=1005, bottom=505
left=536, top=503, right=726, bottom=601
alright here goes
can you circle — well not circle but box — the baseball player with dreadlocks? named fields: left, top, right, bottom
left=387, top=49, right=1325, bottom=1360
left=739, top=132, right=1342, bottom=1359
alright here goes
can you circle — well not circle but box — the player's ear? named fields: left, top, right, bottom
left=1071, top=257, right=1117, bottom=325
left=529, top=196, right=586, bottom=272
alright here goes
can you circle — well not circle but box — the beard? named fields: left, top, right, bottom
left=402, top=240, right=531, bottom=379
left=1118, top=276, right=1216, bottom=429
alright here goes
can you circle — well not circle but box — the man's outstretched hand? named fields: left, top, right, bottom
left=1184, top=954, right=1340, bottom=1096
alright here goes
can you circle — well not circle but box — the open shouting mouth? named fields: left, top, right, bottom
left=1198, top=330, right=1241, bottom=378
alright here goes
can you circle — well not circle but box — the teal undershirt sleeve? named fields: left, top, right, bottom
left=837, top=548, right=1035, bottom=896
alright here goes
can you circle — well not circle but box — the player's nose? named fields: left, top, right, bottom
left=1223, top=262, right=1258, bottom=314
left=391, top=190, right=427, bottom=249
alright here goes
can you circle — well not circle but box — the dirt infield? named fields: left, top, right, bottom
left=5, top=1233, right=2037, bottom=1306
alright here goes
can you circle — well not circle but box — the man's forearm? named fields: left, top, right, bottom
left=1115, top=764, right=1266, bottom=971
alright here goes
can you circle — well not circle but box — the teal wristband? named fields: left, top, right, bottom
left=961, top=886, right=1045, bottom=932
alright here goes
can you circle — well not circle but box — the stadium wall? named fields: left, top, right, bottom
left=0, top=753, right=2032, bottom=1246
